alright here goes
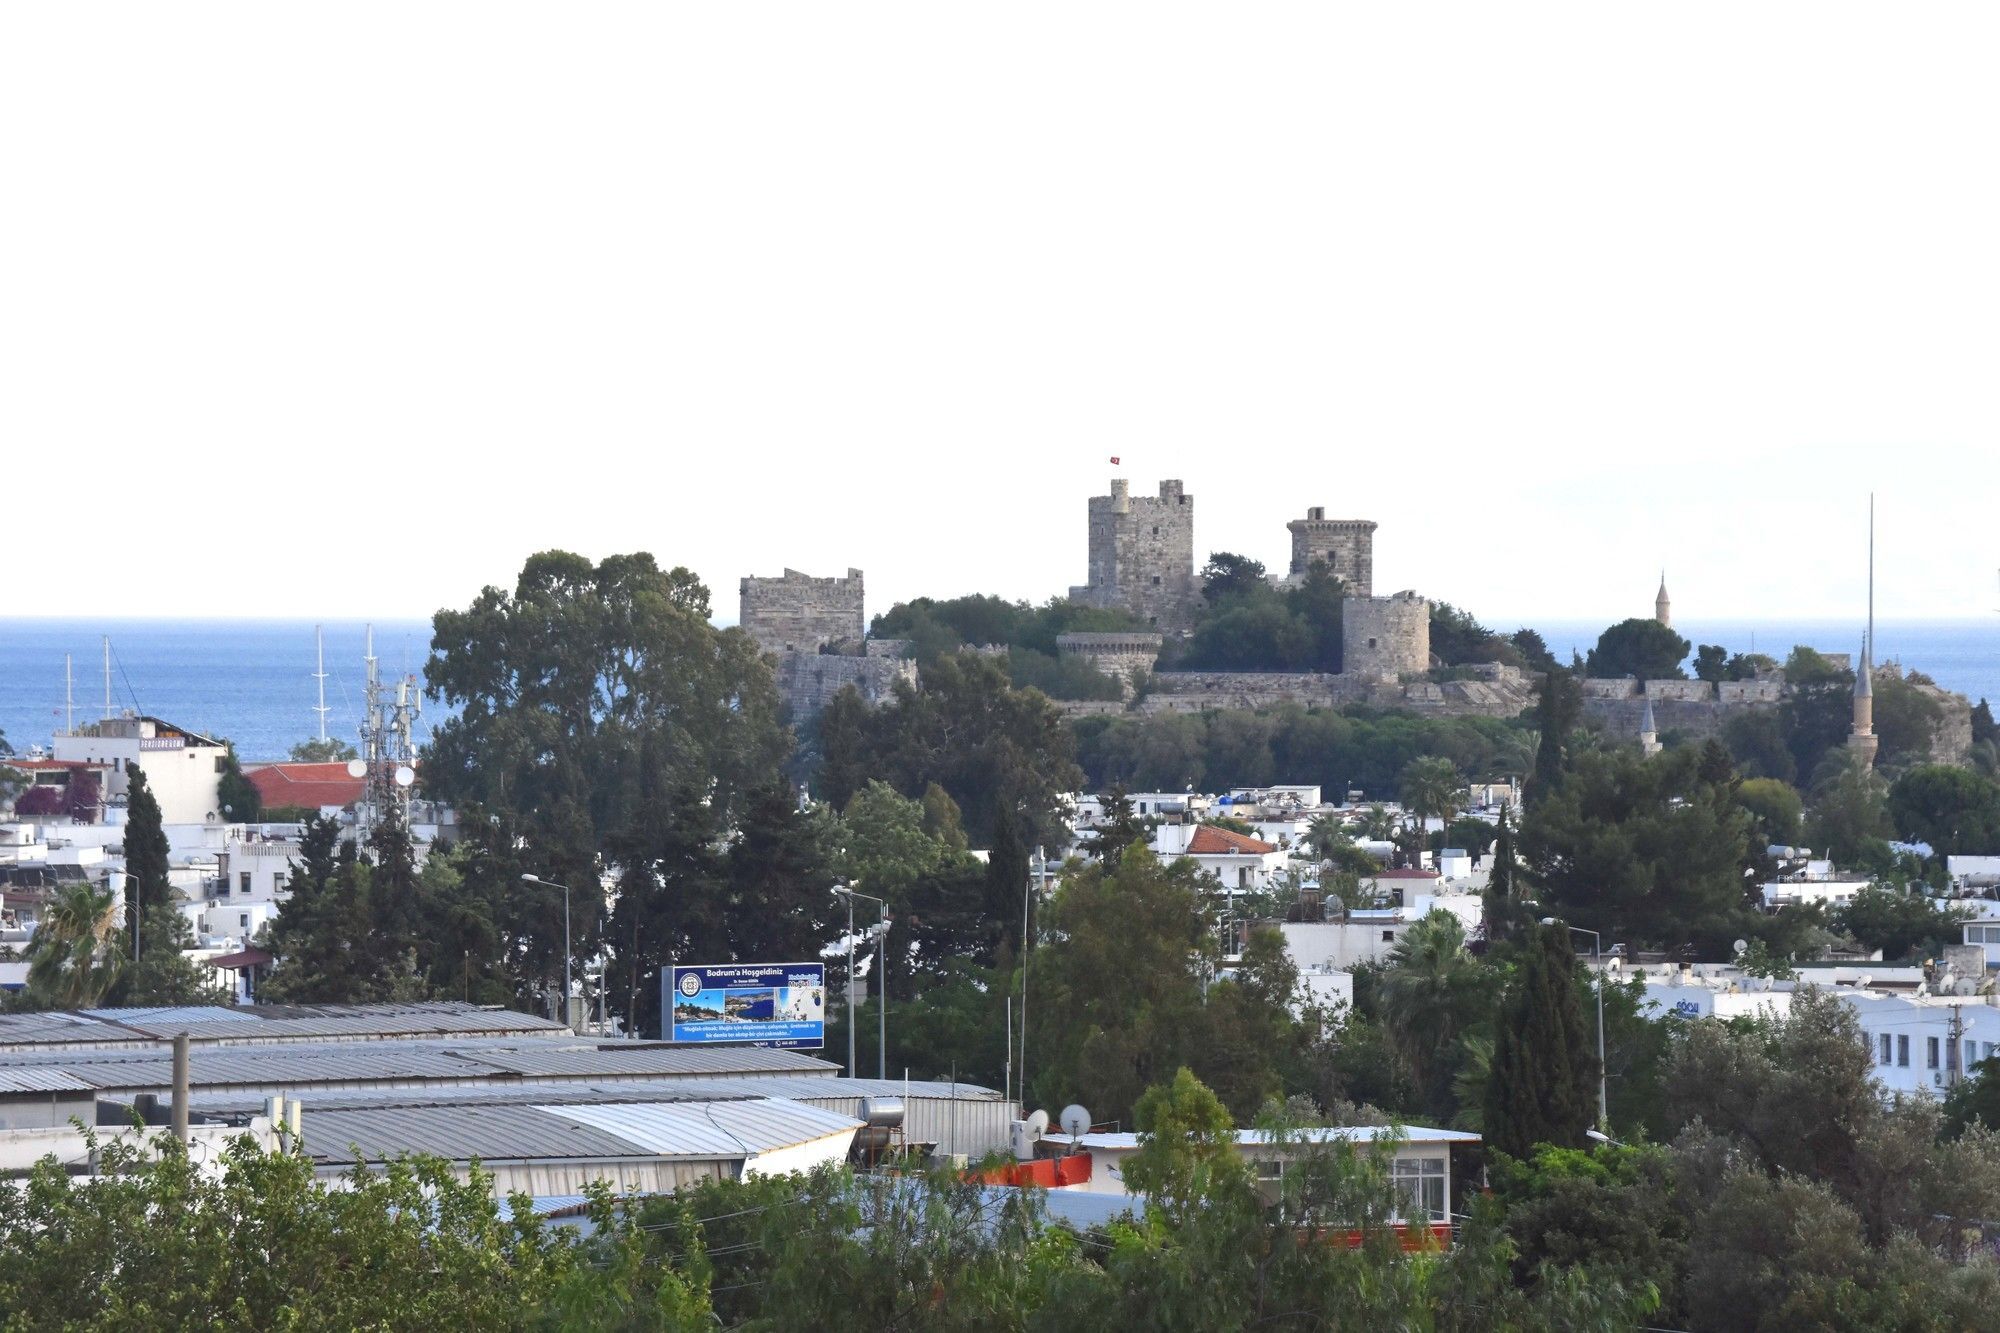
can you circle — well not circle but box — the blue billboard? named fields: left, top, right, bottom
left=666, top=962, right=825, bottom=1049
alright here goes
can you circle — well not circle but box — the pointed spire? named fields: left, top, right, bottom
left=1854, top=638, right=1873, bottom=699
left=1641, top=696, right=1658, bottom=733
left=1639, top=696, right=1661, bottom=756
left=1654, top=572, right=1671, bottom=628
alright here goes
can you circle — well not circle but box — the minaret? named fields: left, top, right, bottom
left=1654, top=572, right=1671, bottom=628
left=1846, top=497, right=1878, bottom=767
left=1639, top=697, right=1662, bottom=757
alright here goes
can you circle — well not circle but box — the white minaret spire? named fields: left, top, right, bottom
left=1847, top=496, right=1879, bottom=767
left=1654, top=572, right=1671, bottom=628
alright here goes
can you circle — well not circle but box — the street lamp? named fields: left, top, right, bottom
left=1542, top=917, right=1608, bottom=1129
left=521, top=874, right=573, bottom=1032
left=834, top=883, right=888, bottom=1080
left=106, top=870, right=141, bottom=961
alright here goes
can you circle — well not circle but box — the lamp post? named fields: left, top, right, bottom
left=521, top=874, right=573, bottom=1032
left=1542, top=917, right=1608, bottom=1129
left=106, top=870, right=142, bottom=962
left=835, top=884, right=888, bottom=1080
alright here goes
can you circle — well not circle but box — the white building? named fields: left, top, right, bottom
left=1760, top=860, right=1871, bottom=910
left=1041, top=1125, right=1479, bottom=1228
left=1154, top=823, right=1289, bottom=893
left=52, top=716, right=229, bottom=826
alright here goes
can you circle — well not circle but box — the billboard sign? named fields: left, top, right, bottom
left=666, top=962, right=825, bottom=1049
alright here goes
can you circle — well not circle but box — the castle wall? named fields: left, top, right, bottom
left=1285, top=509, right=1377, bottom=594
left=739, top=568, right=865, bottom=656
left=1068, top=479, right=1198, bottom=632
left=771, top=651, right=915, bottom=721
left=1342, top=594, right=1430, bottom=681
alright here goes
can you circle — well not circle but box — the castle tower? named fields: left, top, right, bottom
left=1655, top=573, right=1671, bottom=628
left=1068, top=479, right=1198, bottom=632
left=1342, top=591, right=1431, bottom=681
left=1639, top=697, right=1662, bottom=757
left=739, top=567, right=865, bottom=656
left=1285, top=508, right=1377, bottom=595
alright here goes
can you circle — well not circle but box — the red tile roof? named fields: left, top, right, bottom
left=245, top=762, right=368, bottom=810
left=1186, top=825, right=1278, bottom=856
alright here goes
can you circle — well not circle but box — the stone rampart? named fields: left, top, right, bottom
left=1719, top=680, right=1783, bottom=703
left=771, top=651, right=915, bottom=721
left=1581, top=678, right=1639, bottom=699
left=1056, top=631, right=1164, bottom=700
left=1644, top=680, right=1715, bottom=702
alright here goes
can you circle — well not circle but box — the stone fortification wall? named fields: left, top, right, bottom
left=1056, top=632, right=1163, bottom=699
left=740, top=568, right=865, bottom=656
left=1581, top=678, right=1638, bottom=699
left=1068, top=479, right=1199, bottom=632
left=1055, top=662, right=1537, bottom=721
left=1719, top=680, right=1783, bottom=703
left=1645, top=680, right=1715, bottom=702
left=772, top=651, right=915, bottom=721
left=1582, top=695, right=1760, bottom=742
left=1342, top=593, right=1431, bottom=681
left=1285, top=509, right=1377, bottom=594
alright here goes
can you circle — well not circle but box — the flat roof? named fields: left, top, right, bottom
left=0, top=1002, right=570, bottom=1051
left=1056, top=1125, right=1480, bottom=1151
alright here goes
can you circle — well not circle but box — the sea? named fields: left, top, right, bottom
left=0, top=616, right=1995, bottom=763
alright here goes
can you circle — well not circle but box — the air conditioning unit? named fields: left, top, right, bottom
left=1934, top=1071, right=1947, bottom=1087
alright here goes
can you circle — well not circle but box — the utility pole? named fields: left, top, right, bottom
left=1950, top=1003, right=1966, bottom=1089
left=313, top=624, right=331, bottom=741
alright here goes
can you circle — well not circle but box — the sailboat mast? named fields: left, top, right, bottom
left=313, top=624, right=331, bottom=741
left=64, top=654, right=73, bottom=736
left=102, top=636, right=111, bottom=721
left=1867, top=494, right=1875, bottom=667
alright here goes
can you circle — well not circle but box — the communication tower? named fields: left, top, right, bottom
left=355, top=624, right=420, bottom=833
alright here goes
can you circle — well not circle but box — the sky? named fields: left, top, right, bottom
left=5, top=5, right=1998, bottom=627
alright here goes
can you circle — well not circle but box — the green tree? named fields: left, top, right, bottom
left=1693, top=643, right=1730, bottom=683
left=1198, top=551, right=1269, bottom=603
left=1806, top=750, right=1895, bottom=865
left=1585, top=619, right=1691, bottom=680
left=1082, top=784, right=1151, bottom=866
left=1486, top=923, right=1599, bottom=1155
left=1720, top=708, right=1797, bottom=783
left=1834, top=886, right=1969, bottom=963
left=1736, top=776, right=1804, bottom=847
left=288, top=736, right=358, bottom=763
left=121, top=765, right=172, bottom=945
left=1376, top=911, right=1491, bottom=1119
left=722, top=779, right=834, bottom=966
left=1509, top=628, right=1561, bottom=675
left=1521, top=744, right=1767, bottom=955
left=1398, top=755, right=1466, bottom=856
left=1122, top=1067, right=1246, bottom=1220
left=1529, top=670, right=1583, bottom=804
left=1887, top=764, right=2000, bottom=857
left=24, top=882, right=125, bottom=1008
left=216, top=744, right=261, bottom=823
left=425, top=551, right=787, bottom=983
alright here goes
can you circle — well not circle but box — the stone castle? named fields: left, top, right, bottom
left=1068, top=479, right=1200, bottom=632
left=738, top=568, right=914, bottom=720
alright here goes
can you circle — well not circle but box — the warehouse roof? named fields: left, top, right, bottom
left=302, top=1097, right=861, bottom=1167
left=0, top=1002, right=568, bottom=1051
left=180, top=1075, right=1001, bottom=1117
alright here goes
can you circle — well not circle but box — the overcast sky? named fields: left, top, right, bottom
left=6, top=5, right=1997, bottom=628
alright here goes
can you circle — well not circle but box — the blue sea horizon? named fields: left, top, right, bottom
left=1, top=615, right=1994, bottom=764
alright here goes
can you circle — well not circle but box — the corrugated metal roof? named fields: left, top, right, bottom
left=548, top=1098, right=860, bottom=1157
left=0, top=1068, right=94, bottom=1094
left=469, top=1045, right=835, bottom=1077
left=303, top=1104, right=656, bottom=1166
left=82, top=1005, right=261, bottom=1025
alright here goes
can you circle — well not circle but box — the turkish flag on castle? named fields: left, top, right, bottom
left=1109, top=456, right=1120, bottom=465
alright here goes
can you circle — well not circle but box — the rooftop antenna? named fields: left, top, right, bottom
left=1867, top=493, right=1875, bottom=670
left=312, top=624, right=331, bottom=742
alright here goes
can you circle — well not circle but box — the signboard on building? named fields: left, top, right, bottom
left=666, top=962, right=825, bottom=1049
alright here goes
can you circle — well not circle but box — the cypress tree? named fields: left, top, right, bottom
left=122, top=766, right=172, bottom=941
left=1529, top=671, right=1582, bottom=805
left=1485, top=923, right=1598, bottom=1157
left=1482, top=807, right=1516, bottom=943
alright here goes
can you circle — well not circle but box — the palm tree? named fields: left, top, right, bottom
left=1357, top=804, right=1397, bottom=841
left=1303, top=813, right=1351, bottom=861
left=1377, top=911, right=1486, bottom=1118
left=25, top=882, right=125, bottom=1008
left=1399, top=757, right=1468, bottom=864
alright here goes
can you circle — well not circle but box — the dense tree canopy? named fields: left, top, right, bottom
left=1584, top=618, right=1690, bottom=680
left=1887, top=764, right=2000, bottom=856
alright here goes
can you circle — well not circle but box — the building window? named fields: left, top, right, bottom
left=1151, top=526, right=1159, bottom=535
left=239, top=872, right=252, bottom=895
left=238, top=914, right=249, bottom=930
left=214, top=756, right=227, bottom=772
left=1368, top=638, right=1378, bottom=649
left=1898, top=1035, right=1909, bottom=1066
left=1391, top=1156, right=1447, bottom=1222
left=1879, top=1034, right=1892, bottom=1065
left=1928, top=1037, right=1941, bottom=1070
left=271, top=873, right=286, bottom=895
left=1381, top=930, right=1395, bottom=942
left=1253, top=1159, right=1283, bottom=1181
left=1151, top=575, right=1161, bottom=585
left=1967, top=1041, right=1979, bottom=1072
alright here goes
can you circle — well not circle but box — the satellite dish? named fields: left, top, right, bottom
left=1059, top=1104, right=1091, bottom=1139
left=346, top=759, right=367, bottom=779
left=1732, top=939, right=1749, bottom=959
left=1024, top=1109, right=1050, bottom=1138
left=394, top=766, right=416, bottom=788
